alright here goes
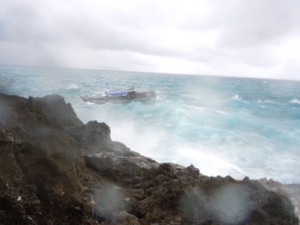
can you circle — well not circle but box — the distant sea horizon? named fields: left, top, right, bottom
left=1, top=63, right=299, bottom=82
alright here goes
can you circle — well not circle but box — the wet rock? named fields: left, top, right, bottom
left=0, top=130, right=14, bottom=143
left=85, top=152, right=159, bottom=185
left=0, top=93, right=298, bottom=225
left=108, top=211, right=140, bottom=225
left=259, top=178, right=300, bottom=220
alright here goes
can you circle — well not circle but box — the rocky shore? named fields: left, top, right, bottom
left=0, top=93, right=299, bottom=225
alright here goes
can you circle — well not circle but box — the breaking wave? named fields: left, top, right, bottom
left=1, top=65, right=300, bottom=183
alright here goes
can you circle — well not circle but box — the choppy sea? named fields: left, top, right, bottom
left=1, top=65, right=300, bottom=184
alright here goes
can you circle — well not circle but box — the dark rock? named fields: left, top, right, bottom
left=0, top=93, right=298, bottom=225
left=105, top=211, right=140, bottom=225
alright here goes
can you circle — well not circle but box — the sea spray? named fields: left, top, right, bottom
left=1, top=65, right=300, bottom=183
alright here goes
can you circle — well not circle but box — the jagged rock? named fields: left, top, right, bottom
left=85, top=152, right=159, bottom=186
left=259, top=178, right=300, bottom=220
left=0, top=93, right=298, bottom=225
left=0, top=130, right=14, bottom=142
left=107, top=211, right=140, bottom=225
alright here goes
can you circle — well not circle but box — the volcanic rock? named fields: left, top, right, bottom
left=0, top=93, right=298, bottom=225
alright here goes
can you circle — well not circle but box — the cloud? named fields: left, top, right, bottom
left=207, top=0, right=300, bottom=48
left=1, top=0, right=300, bottom=79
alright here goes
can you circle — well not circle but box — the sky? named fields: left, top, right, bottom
left=1, top=0, right=300, bottom=80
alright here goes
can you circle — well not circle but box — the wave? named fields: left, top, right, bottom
left=67, top=84, right=79, bottom=90
left=231, top=94, right=241, bottom=100
left=290, top=99, right=300, bottom=104
left=258, top=99, right=274, bottom=104
left=3, top=65, right=300, bottom=184
left=182, top=104, right=227, bottom=115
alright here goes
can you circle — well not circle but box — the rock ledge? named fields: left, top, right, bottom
left=0, top=93, right=298, bottom=225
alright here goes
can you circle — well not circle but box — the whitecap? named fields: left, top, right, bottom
left=290, top=99, right=300, bottom=104
left=176, top=147, right=244, bottom=178
left=258, top=99, right=274, bottom=104
left=67, top=84, right=78, bottom=89
left=231, top=94, right=241, bottom=100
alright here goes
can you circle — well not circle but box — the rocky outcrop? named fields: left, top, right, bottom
left=0, top=93, right=298, bottom=225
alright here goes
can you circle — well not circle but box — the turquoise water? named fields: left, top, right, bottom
left=1, top=65, right=300, bottom=183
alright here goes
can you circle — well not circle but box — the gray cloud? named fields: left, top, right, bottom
left=1, top=0, right=300, bottom=79
left=208, top=0, right=300, bottom=48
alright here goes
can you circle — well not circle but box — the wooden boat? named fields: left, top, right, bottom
left=80, top=87, right=156, bottom=104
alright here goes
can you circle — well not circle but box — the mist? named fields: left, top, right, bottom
left=179, top=184, right=250, bottom=224
left=92, top=182, right=128, bottom=220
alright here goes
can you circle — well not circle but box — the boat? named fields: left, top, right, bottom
left=80, top=87, right=156, bottom=104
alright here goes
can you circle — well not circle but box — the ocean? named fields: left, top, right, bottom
left=1, top=65, right=300, bottom=184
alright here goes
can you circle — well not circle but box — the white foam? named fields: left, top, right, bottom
left=290, top=99, right=300, bottom=104
left=258, top=99, right=274, bottom=104
left=175, top=147, right=243, bottom=178
left=109, top=121, right=168, bottom=160
left=231, top=94, right=241, bottom=100
left=67, top=84, right=78, bottom=89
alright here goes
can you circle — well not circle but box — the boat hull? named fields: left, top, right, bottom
left=80, top=89, right=156, bottom=104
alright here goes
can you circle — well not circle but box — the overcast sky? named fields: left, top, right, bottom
left=1, top=0, right=300, bottom=80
